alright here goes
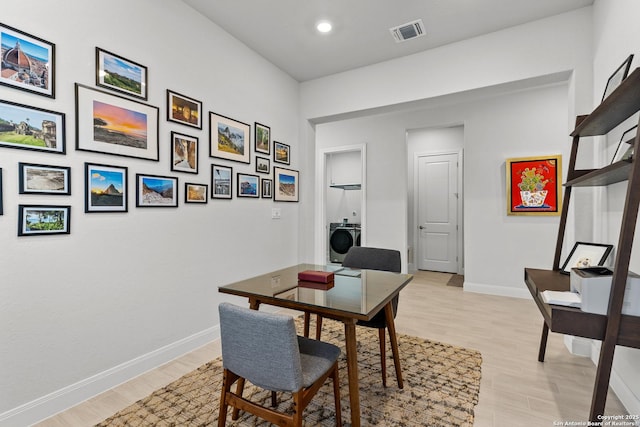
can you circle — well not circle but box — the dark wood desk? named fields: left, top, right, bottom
left=218, top=263, right=413, bottom=427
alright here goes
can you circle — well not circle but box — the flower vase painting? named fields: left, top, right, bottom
left=506, top=155, right=562, bottom=216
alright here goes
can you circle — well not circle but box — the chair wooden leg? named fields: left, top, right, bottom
left=292, top=390, right=304, bottom=427
left=385, top=303, right=404, bottom=389
left=303, top=312, right=311, bottom=338
left=378, top=328, right=387, bottom=387
left=219, top=369, right=238, bottom=427
left=231, top=377, right=245, bottom=420
left=315, top=315, right=323, bottom=340
left=331, top=365, right=342, bottom=427
left=271, top=391, right=277, bottom=407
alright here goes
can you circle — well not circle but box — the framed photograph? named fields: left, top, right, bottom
left=171, top=131, right=198, bottom=174
left=237, top=173, right=260, bottom=198
left=211, top=164, right=232, bottom=199
left=0, top=23, right=55, bottom=98
left=85, top=162, right=128, bottom=213
left=18, top=205, right=70, bottom=236
left=273, top=166, right=299, bottom=202
left=19, top=163, right=70, bottom=195
left=273, top=141, right=290, bottom=165
left=185, top=183, right=208, bottom=204
left=136, top=174, right=178, bottom=207
left=602, top=54, right=634, bottom=103
left=506, top=155, right=562, bottom=216
left=261, top=178, right=272, bottom=199
left=96, top=47, right=148, bottom=100
left=255, top=122, right=270, bottom=154
left=611, top=125, right=637, bottom=164
left=209, top=112, right=250, bottom=164
left=0, top=99, right=65, bottom=154
left=560, top=242, right=614, bottom=274
left=167, top=90, right=202, bottom=129
left=256, top=156, right=270, bottom=174
left=76, top=84, right=159, bottom=161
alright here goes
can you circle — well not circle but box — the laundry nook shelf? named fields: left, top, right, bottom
left=330, top=183, right=361, bottom=190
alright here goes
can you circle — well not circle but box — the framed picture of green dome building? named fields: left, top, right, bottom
left=0, top=23, right=55, bottom=98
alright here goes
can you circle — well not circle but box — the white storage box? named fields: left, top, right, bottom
left=570, top=267, right=640, bottom=316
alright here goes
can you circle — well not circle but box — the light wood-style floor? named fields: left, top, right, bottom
left=35, top=270, right=628, bottom=426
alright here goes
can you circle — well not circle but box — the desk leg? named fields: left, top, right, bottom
left=538, top=323, right=549, bottom=362
left=344, top=320, right=361, bottom=427
left=385, top=303, right=404, bottom=389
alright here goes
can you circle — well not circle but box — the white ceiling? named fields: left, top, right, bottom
left=181, top=0, right=594, bottom=82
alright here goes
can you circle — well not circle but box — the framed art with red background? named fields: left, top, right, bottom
left=506, top=155, right=562, bottom=216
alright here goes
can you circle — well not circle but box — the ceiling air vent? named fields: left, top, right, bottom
left=390, top=19, right=425, bottom=43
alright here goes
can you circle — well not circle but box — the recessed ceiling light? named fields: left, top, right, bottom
left=316, top=21, right=332, bottom=33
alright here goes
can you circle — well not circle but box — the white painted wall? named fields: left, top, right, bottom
left=0, top=0, right=299, bottom=424
left=326, top=151, right=363, bottom=225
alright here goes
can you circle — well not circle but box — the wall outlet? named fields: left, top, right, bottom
left=272, top=208, right=281, bottom=219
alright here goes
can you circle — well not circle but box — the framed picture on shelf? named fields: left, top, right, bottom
left=261, top=178, right=272, bottom=199
left=506, top=155, right=562, bottom=216
left=209, top=112, right=250, bottom=164
left=611, top=125, right=637, bottom=164
left=273, top=166, right=299, bottom=202
left=255, top=122, right=270, bottom=154
left=136, top=174, right=178, bottom=207
left=0, top=99, right=65, bottom=154
left=96, top=47, right=148, bottom=100
left=256, top=156, right=270, bottom=174
left=602, top=54, right=634, bottom=103
left=171, top=131, right=198, bottom=174
left=167, top=90, right=202, bottom=129
left=185, top=183, right=208, bottom=204
left=0, top=23, right=55, bottom=98
left=211, top=164, right=232, bottom=199
left=560, top=242, right=614, bottom=274
left=18, top=205, right=70, bottom=236
left=19, top=163, right=70, bottom=195
left=273, top=141, right=290, bottom=165
left=85, top=162, right=128, bottom=213
left=75, top=83, right=159, bottom=161
left=237, top=173, right=259, bottom=198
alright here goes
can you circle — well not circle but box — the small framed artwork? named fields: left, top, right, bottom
left=85, top=162, right=128, bottom=213
left=611, top=125, right=637, bottom=164
left=19, top=163, right=70, bottom=195
left=96, top=47, right=148, bottom=100
left=261, top=178, right=272, bottom=199
left=136, top=174, right=178, bottom=207
left=255, top=122, right=270, bottom=154
left=185, top=183, right=208, bottom=204
left=171, top=131, right=198, bottom=174
left=273, top=166, right=299, bottom=202
left=211, top=164, right=232, bottom=199
left=0, top=23, right=55, bottom=98
left=602, top=54, right=634, bottom=103
left=18, top=205, right=70, bottom=236
left=0, top=99, right=65, bottom=154
left=209, top=112, right=250, bottom=164
left=237, top=173, right=260, bottom=198
left=167, top=90, right=202, bottom=129
left=256, top=156, right=270, bottom=174
left=273, top=141, right=290, bottom=165
left=506, top=155, right=561, bottom=216
left=76, top=84, right=159, bottom=161
left=560, top=242, right=614, bottom=274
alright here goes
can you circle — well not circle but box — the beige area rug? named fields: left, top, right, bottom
left=96, top=318, right=482, bottom=427
left=446, top=274, right=464, bottom=288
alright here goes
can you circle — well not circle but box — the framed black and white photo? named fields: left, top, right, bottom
left=19, top=163, right=70, bottom=195
left=211, top=164, right=232, bottom=199
left=255, top=122, right=270, bottom=154
left=273, top=166, right=299, bottom=202
left=611, top=125, right=637, bottom=164
left=0, top=23, right=55, bottom=98
left=85, top=162, right=128, bottom=213
left=237, top=173, right=259, bottom=198
left=136, top=174, right=178, bottom=207
left=96, top=47, right=148, bottom=100
left=209, top=112, right=250, bottom=164
left=18, top=205, right=70, bottom=236
left=602, top=54, right=634, bottom=103
left=185, top=183, right=208, bottom=204
left=256, top=156, right=270, bottom=174
left=273, top=141, right=290, bottom=165
left=76, top=84, right=159, bottom=161
left=0, top=99, right=65, bottom=154
left=167, top=90, right=202, bottom=129
left=261, top=178, right=272, bottom=199
left=171, top=131, right=199, bottom=174
left=560, top=242, right=614, bottom=274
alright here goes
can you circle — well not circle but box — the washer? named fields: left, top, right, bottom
left=329, top=223, right=361, bottom=263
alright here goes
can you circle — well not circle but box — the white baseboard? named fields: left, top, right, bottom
left=463, top=281, right=532, bottom=299
left=0, top=326, right=220, bottom=427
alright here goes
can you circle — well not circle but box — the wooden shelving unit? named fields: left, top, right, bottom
left=525, top=67, right=640, bottom=422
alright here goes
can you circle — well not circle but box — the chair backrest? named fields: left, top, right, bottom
left=218, top=302, right=303, bottom=392
left=342, top=246, right=401, bottom=273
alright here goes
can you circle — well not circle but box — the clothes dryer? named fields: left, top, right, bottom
left=329, top=223, right=361, bottom=263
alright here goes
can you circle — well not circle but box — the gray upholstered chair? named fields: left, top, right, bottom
left=218, top=302, right=342, bottom=427
left=310, top=246, right=402, bottom=387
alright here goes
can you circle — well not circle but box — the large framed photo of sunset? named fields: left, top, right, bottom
left=75, top=83, right=159, bottom=161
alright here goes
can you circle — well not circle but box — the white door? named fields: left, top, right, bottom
left=417, top=153, right=458, bottom=272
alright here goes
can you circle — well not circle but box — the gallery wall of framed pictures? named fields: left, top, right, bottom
left=0, top=19, right=299, bottom=237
